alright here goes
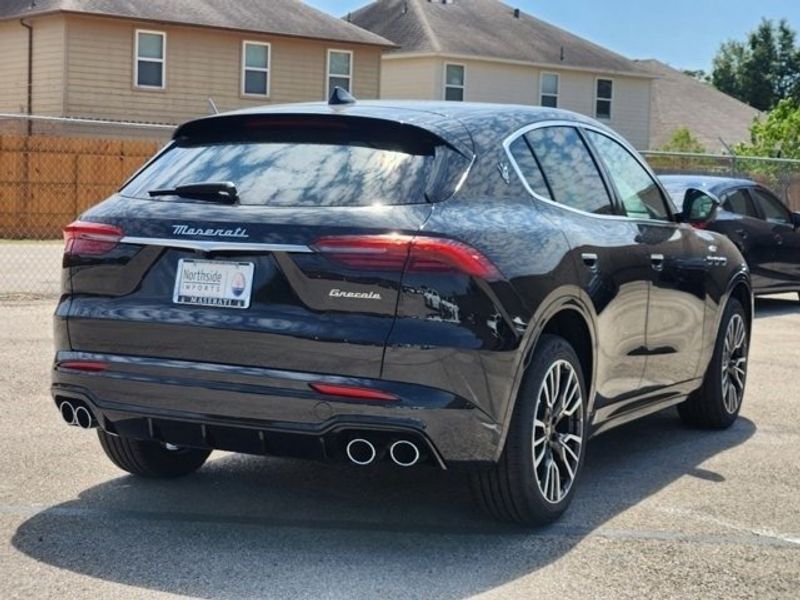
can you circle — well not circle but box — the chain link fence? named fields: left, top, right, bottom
left=3, top=115, right=800, bottom=299
left=0, top=114, right=173, bottom=299
left=642, top=150, right=800, bottom=211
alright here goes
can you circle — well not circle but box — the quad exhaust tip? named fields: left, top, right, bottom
left=389, top=440, right=421, bottom=467
left=59, top=401, right=96, bottom=430
left=346, top=438, right=377, bottom=466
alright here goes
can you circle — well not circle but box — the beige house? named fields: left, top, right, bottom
left=0, top=0, right=393, bottom=127
left=350, top=0, right=655, bottom=149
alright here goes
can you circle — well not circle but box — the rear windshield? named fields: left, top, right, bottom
left=121, top=116, right=469, bottom=207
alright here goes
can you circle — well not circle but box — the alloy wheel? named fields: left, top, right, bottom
left=721, top=313, right=748, bottom=414
left=532, top=360, right=584, bottom=504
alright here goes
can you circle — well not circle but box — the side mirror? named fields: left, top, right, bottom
left=678, top=188, right=721, bottom=224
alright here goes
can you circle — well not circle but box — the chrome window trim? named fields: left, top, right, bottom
left=502, top=120, right=677, bottom=226
left=120, top=237, right=313, bottom=254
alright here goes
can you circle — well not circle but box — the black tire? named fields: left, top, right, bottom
left=678, top=298, right=749, bottom=429
left=469, top=334, right=588, bottom=526
left=98, top=430, right=211, bottom=478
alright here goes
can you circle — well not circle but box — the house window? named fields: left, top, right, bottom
left=540, top=73, right=559, bottom=108
left=327, top=49, right=353, bottom=96
left=242, top=41, right=270, bottom=96
left=135, top=30, right=165, bottom=89
left=444, top=64, right=465, bottom=101
left=596, top=79, right=613, bottom=119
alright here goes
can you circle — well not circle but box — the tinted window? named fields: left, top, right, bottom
left=123, top=119, right=467, bottom=207
left=722, top=189, right=757, bottom=218
left=751, top=188, right=791, bottom=224
left=586, top=131, right=669, bottom=221
left=508, top=136, right=551, bottom=199
left=525, top=127, right=613, bottom=214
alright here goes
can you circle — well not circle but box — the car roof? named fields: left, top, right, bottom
left=174, top=100, right=616, bottom=159
left=659, top=174, right=756, bottom=195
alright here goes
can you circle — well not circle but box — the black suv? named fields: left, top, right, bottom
left=53, top=100, right=752, bottom=525
left=662, top=175, right=800, bottom=298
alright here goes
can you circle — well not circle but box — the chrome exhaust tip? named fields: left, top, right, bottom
left=59, top=401, right=76, bottom=426
left=74, top=405, right=95, bottom=430
left=389, top=440, right=421, bottom=467
left=345, top=438, right=377, bottom=466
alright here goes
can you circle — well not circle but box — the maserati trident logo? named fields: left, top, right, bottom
left=172, top=224, right=249, bottom=238
left=329, top=289, right=382, bottom=301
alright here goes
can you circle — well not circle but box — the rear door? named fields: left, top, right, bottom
left=749, top=186, right=800, bottom=288
left=511, top=125, right=651, bottom=404
left=584, top=130, right=707, bottom=391
left=717, top=187, right=778, bottom=291
left=66, top=115, right=472, bottom=380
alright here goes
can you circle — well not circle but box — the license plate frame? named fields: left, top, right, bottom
left=173, top=259, right=255, bottom=309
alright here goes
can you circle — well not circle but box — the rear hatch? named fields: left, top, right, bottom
left=64, top=113, right=473, bottom=380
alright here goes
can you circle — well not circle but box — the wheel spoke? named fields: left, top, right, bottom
left=532, top=359, right=584, bottom=505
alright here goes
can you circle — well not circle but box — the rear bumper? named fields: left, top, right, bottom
left=51, top=352, right=503, bottom=469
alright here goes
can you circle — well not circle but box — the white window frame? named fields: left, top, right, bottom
left=595, top=77, right=614, bottom=120
left=134, top=29, right=166, bottom=90
left=539, top=72, right=559, bottom=108
left=326, top=49, right=353, bottom=98
left=443, top=62, right=466, bottom=101
left=241, top=40, right=271, bottom=97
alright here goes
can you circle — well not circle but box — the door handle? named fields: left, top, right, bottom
left=650, top=253, right=665, bottom=271
left=774, top=233, right=784, bottom=245
left=581, top=253, right=599, bottom=271
left=735, top=228, right=749, bottom=240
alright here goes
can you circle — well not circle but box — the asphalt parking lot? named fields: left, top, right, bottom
left=0, top=259, right=798, bottom=598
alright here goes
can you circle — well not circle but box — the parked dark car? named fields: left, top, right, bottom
left=662, top=175, right=800, bottom=298
left=53, top=98, right=752, bottom=526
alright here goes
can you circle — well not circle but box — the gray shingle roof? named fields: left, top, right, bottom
left=0, top=0, right=393, bottom=46
left=349, top=0, right=650, bottom=76
left=636, top=59, right=762, bottom=152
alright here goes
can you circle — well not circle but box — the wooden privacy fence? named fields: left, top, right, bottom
left=0, top=134, right=161, bottom=239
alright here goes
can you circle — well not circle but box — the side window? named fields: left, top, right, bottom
left=722, top=189, right=757, bottom=218
left=524, top=127, right=613, bottom=215
left=135, top=30, right=166, bottom=89
left=327, top=50, right=353, bottom=95
left=444, top=64, right=465, bottom=101
left=540, top=73, right=559, bottom=108
left=596, top=79, right=613, bottom=119
left=507, top=136, right=551, bottom=199
left=751, top=188, right=791, bottom=224
left=586, top=130, right=670, bottom=221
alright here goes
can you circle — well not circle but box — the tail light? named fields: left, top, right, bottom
left=64, top=221, right=124, bottom=256
left=312, top=234, right=501, bottom=279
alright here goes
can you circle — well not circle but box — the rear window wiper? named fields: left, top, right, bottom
left=148, top=181, right=239, bottom=204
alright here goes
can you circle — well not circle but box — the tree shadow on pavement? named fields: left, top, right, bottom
left=12, top=411, right=755, bottom=599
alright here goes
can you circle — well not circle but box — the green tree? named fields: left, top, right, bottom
left=660, top=127, right=706, bottom=153
left=735, top=98, right=800, bottom=159
left=711, top=19, right=800, bottom=111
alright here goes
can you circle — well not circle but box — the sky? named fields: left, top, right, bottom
left=307, top=0, right=800, bottom=71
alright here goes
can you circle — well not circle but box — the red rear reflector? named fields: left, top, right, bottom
left=64, top=221, right=124, bottom=256
left=312, top=235, right=501, bottom=279
left=58, top=361, right=108, bottom=373
left=309, top=383, right=399, bottom=402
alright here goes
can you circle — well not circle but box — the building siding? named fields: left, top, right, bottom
left=61, top=14, right=382, bottom=124
left=381, top=56, right=652, bottom=149
left=0, top=16, right=65, bottom=116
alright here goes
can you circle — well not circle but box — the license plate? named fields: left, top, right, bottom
left=173, top=259, right=254, bottom=309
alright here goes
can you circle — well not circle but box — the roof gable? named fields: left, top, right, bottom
left=350, top=0, right=649, bottom=76
left=0, top=0, right=393, bottom=46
